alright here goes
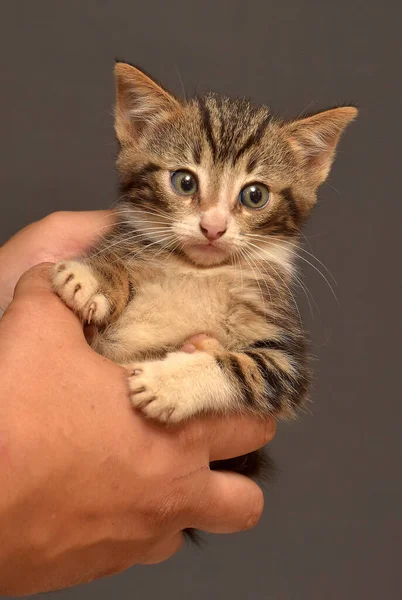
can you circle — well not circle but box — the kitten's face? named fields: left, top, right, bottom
left=115, top=63, right=357, bottom=269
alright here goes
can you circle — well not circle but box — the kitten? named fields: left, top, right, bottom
left=52, top=62, right=356, bottom=478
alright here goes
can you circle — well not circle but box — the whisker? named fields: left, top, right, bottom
left=290, top=252, right=338, bottom=304
left=94, top=219, right=152, bottom=233
left=240, top=247, right=270, bottom=308
left=126, top=234, right=176, bottom=261
left=294, top=225, right=316, bottom=256
left=244, top=241, right=303, bottom=327
left=292, top=271, right=317, bottom=319
left=90, top=227, right=171, bottom=257
left=246, top=248, right=287, bottom=311
left=246, top=232, right=337, bottom=285
left=117, top=206, right=177, bottom=221
left=133, top=220, right=196, bottom=233
left=231, top=248, right=245, bottom=294
left=152, top=234, right=182, bottom=258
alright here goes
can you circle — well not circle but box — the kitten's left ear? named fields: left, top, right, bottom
left=283, top=106, right=358, bottom=185
left=114, top=62, right=180, bottom=145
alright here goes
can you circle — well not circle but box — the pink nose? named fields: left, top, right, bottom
left=199, top=223, right=227, bottom=241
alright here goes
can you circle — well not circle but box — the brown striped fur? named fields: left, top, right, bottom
left=52, top=63, right=357, bottom=427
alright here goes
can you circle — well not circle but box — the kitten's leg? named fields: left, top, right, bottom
left=125, top=349, right=234, bottom=423
left=125, top=334, right=308, bottom=423
left=52, top=256, right=131, bottom=324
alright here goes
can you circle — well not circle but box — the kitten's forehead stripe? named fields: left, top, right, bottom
left=215, top=96, right=225, bottom=152
left=197, top=97, right=218, bottom=161
left=196, top=94, right=273, bottom=168
left=233, top=113, right=272, bottom=164
left=192, top=142, right=201, bottom=165
left=246, top=155, right=258, bottom=174
left=214, top=96, right=243, bottom=162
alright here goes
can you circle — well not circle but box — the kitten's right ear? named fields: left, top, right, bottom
left=114, top=62, right=180, bottom=145
left=282, top=106, right=358, bottom=186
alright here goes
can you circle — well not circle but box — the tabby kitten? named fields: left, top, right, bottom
left=52, top=62, right=356, bottom=444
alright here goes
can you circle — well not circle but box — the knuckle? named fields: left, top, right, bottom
left=25, top=263, right=54, bottom=283
left=42, top=210, right=69, bottom=230
left=14, top=264, right=54, bottom=304
left=242, top=488, right=264, bottom=531
left=262, top=418, right=277, bottom=445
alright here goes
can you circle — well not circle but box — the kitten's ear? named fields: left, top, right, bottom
left=283, top=106, right=358, bottom=185
left=114, top=62, right=180, bottom=145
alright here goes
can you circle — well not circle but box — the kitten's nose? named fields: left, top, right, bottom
left=199, top=212, right=228, bottom=241
left=200, top=223, right=227, bottom=241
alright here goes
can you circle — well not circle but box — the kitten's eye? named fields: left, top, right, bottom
left=171, top=170, right=198, bottom=196
left=239, top=183, right=270, bottom=209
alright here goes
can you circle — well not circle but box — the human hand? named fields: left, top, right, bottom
left=0, top=264, right=276, bottom=596
left=0, top=210, right=114, bottom=313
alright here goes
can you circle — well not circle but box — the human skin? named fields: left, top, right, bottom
left=0, top=214, right=276, bottom=596
left=0, top=210, right=114, bottom=313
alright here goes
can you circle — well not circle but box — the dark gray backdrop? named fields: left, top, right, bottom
left=1, top=1, right=401, bottom=599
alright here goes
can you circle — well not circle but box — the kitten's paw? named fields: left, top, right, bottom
left=52, top=261, right=109, bottom=324
left=126, top=354, right=198, bottom=424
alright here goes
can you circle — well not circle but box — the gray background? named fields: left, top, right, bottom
left=1, top=1, right=401, bottom=599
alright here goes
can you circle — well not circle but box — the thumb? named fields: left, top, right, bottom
left=189, top=471, right=264, bottom=534
left=3, top=263, right=84, bottom=338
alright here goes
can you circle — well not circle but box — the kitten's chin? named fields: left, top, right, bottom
left=183, top=244, right=230, bottom=266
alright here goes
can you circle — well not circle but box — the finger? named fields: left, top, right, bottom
left=183, top=413, right=276, bottom=462
left=189, top=471, right=264, bottom=533
left=181, top=343, right=197, bottom=353
left=48, top=210, right=115, bottom=255
left=181, top=333, right=210, bottom=354
left=3, top=263, right=84, bottom=338
left=181, top=334, right=224, bottom=354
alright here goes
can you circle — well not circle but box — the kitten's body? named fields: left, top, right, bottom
left=92, top=261, right=268, bottom=363
left=90, top=252, right=290, bottom=364
left=52, top=62, right=356, bottom=440
left=54, top=234, right=305, bottom=423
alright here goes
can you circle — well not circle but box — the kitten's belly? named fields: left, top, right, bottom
left=92, top=273, right=229, bottom=363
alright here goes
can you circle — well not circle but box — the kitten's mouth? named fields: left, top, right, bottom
left=183, top=240, right=230, bottom=265
left=192, top=242, right=222, bottom=252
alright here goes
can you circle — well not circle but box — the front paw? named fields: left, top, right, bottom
left=126, top=354, right=197, bottom=424
left=52, top=260, right=109, bottom=324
